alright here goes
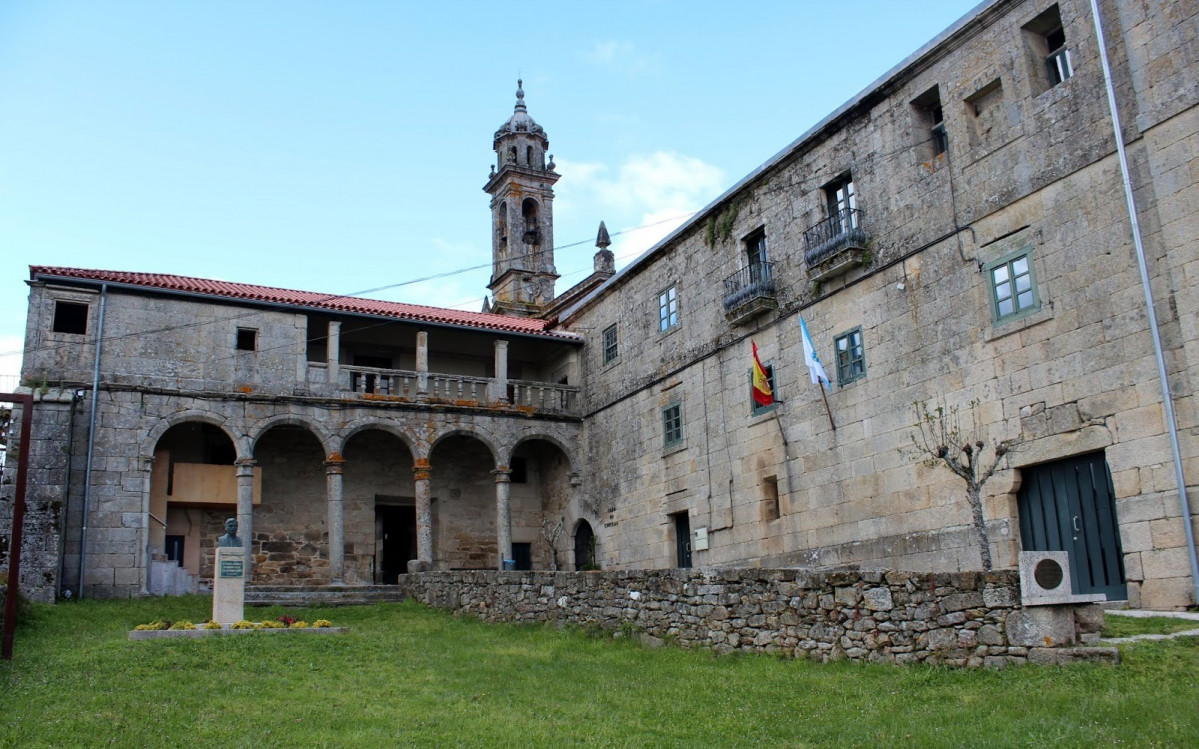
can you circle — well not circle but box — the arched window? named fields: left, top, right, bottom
left=522, top=198, right=540, bottom=245
left=507, top=146, right=516, bottom=164
left=526, top=145, right=533, bottom=167
left=496, top=201, right=507, bottom=251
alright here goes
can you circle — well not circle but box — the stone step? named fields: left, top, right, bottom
left=245, top=585, right=407, bottom=608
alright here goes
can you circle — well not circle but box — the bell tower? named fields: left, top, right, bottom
left=484, top=80, right=560, bottom=317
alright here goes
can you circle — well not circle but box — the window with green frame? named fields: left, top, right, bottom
left=658, top=285, right=679, bottom=332
left=835, top=327, right=866, bottom=385
left=986, top=249, right=1040, bottom=323
left=748, top=364, right=777, bottom=417
left=602, top=323, right=618, bottom=364
left=662, top=402, right=683, bottom=448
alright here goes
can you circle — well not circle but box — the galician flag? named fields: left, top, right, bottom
left=799, top=317, right=831, bottom=389
left=751, top=341, right=773, bottom=407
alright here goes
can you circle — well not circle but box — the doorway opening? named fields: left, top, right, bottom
left=376, top=503, right=416, bottom=584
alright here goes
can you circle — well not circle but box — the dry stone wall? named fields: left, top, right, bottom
left=398, top=567, right=1109, bottom=668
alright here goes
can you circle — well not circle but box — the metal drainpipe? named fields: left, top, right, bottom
left=1090, top=0, right=1199, bottom=606
left=78, top=283, right=108, bottom=600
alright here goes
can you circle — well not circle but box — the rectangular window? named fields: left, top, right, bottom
left=761, top=476, right=780, bottom=522
left=746, top=229, right=768, bottom=269
left=986, top=250, right=1041, bottom=323
left=51, top=301, right=88, bottom=334
left=236, top=328, right=257, bottom=351
left=912, top=86, right=947, bottom=158
left=662, top=402, right=683, bottom=448
left=1023, top=5, right=1072, bottom=90
left=749, top=364, right=777, bottom=417
left=602, top=323, right=619, bottom=364
left=835, top=327, right=866, bottom=386
left=825, top=174, right=857, bottom=234
left=658, top=286, right=679, bottom=332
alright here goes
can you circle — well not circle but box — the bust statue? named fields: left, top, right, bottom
left=217, top=517, right=243, bottom=548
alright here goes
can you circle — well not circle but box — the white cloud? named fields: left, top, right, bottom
left=555, top=151, right=725, bottom=262
left=582, top=40, right=658, bottom=75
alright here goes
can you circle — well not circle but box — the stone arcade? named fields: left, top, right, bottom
left=3, top=0, right=1198, bottom=611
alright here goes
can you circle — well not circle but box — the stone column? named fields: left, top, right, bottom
left=493, top=467, right=513, bottom=570
left=325, top=457, right=345, bottom=584
left=411, top=458, right=433, bottom=571
left=493, top=339, right=509, bottom=403
left=326, top=320, right=341, bottom=387
left=416, top=330, right=429, bottom=396
left=234, top=459, right=257, bottom=569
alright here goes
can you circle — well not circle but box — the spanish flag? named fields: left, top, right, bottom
left=752, top=341, right=773, bottom=407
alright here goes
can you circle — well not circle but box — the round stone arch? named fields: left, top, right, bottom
left=507, top=431, right=575, bottom=471
left=429, top=427, right=501, bottom=467
left=336, top=419, right=420, bottom=462
left=247, top=413, right=335, bottom=458
left=141, top=410, right=240, bottom=463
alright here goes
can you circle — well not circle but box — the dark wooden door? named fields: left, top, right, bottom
left=674, top=513, right=692, bottom=569
left=574, top=520, right=595, bottom=570
left=376, top=505, right=415, bottom=584
left=1017, top=452, right=1126, bottom=599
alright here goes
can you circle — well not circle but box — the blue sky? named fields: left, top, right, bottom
left=0, top=0, right=983, bottom=382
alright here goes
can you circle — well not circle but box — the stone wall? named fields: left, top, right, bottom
left=561, top=0, right=1199, bottom=608
left=397, top=567, right=1109, bottom=667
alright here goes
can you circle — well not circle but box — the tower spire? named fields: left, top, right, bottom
left=484, top=79, right=560, bottom=317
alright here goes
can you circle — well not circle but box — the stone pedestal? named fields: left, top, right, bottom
left=212, top=546, right=246, bottom=625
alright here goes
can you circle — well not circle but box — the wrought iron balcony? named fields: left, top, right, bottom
left=803, top=207, right=869, bottom=282
left=722, top=261, right=777, bottom=325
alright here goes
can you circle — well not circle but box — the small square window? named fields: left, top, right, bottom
left=236, top=328, right=257, bottom=351
left=51, top=301, right=88, bottom=335
left=658, top=286, right=679, bottom=332
left=602, top=323, right=619, bottom=364
left=986, top=250, right=1041, bottom=323
left=835, top=327, right=866, bottom=386
left=662, top=402, right=683, bottom=448
left=749, top=364, right=777, bottom=417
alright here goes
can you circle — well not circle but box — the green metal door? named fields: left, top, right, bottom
left=1017, top=452, right=1127, bottom=599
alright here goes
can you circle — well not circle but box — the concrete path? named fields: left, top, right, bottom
left=1100, top=609, right=1199, bottom=644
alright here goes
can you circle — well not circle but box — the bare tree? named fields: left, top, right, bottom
left=907, top=401, right=1017, bottom=571
left=540, top=518, right=564, bottom=571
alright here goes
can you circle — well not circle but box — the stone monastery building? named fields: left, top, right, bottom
left=4, top=0, right=1198, bottom=610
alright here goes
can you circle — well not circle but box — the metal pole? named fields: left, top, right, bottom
left=1090, top=0, right=1199, bottom=606
left=78, top=283, right=108, bottom=599
left=2, top=393, right=35, bottom=660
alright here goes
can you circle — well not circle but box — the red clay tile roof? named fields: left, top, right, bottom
left=30, top=266, right=581, bottom=342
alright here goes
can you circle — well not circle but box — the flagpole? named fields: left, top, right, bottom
left=819, top=385, right=836, bottom=432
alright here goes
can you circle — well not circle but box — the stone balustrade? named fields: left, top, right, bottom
left=304, top=362, right=579, bottom=416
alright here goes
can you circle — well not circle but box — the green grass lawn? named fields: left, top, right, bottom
left=1102, top=614, right=1199, bottom=638
left=2, top=597, right=1197, bottom=748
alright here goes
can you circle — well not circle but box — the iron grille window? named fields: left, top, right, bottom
left=835, top=327, right=866, bottom=386
left=825, top=175, right=858, bottom=234
left=986, top=250, right=1041, bottom=323
left=658, top=286, right=679, bottom=332
left=662, top=402, right=683, bottom=448
left=746, top=230, right=768, bottom=269
left=602, top=323, right=618, bottom=364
